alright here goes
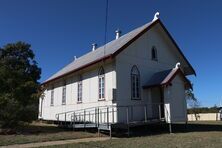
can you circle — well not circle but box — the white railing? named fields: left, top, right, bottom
left=55, top=103, right=171, bottom=130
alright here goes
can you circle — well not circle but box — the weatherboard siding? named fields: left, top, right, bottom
left=115, top=24, right=187, bottom=122
left=164, top=75, right=187, bottom=122
left=39, top=21, right=190, bottom=123
left=39, top=62, right=116, bottom=121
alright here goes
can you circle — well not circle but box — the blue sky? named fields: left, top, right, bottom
left=0, top=0, right=221, bottom=107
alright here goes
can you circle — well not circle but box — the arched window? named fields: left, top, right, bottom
left=131, top=65, right=140, bottom=99
left=151, top=46, right=157, bottom=61
left=98, top=67, right=105, bottom=100
left=77, top=75, right=82, bottom=103
left=50, top=86, right=54, bottom=106
left=62, top=81, right=66, bottom=105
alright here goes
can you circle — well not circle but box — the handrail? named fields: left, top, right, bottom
left=55, top=102, right=172, bottom=135
left=55, top=102, right=167, bottom=118
left=55, top=104, right=117, bottom=118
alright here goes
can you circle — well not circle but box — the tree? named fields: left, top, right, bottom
left=185, top=88, right=201, bottom=120
left=0, top=41, right=41, bottom=127
left=186, top=88, right=198, bottom=107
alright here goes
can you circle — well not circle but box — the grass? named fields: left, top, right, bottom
left=45, top=121, right=222, bottom=148
left=1, top=121, right=222, bottom=147
left=0, top=121, right=100, bottom=146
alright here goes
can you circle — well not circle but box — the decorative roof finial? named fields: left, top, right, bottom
left=74, top=56, right=77, bottom=61
left=174, top=62, right=181, bottom=69
left=152, top=12, right=160, bottom=22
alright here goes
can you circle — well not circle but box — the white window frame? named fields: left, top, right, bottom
left=131, top=66, right=140, bottom=100
left=62, top=81, right=66, bottom=105
left=50, top=86, right=54, bottom=106
left=77, top=76, right=83, bottom=103
left=98, top=67, right=105, bottom=100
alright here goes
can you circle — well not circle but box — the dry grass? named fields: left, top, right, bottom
left=1, top=121, right=222, bottom=147
left=0, top=121, right=99, bottom=146
left=46, top=121, right=222, bottom=148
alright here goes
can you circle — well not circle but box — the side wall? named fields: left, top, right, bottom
left=164, top=75, right=187, bottom=122
left=39, top=61, right=117, bottom=121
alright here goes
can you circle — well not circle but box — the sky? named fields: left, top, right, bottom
left=0, top=0, right=221, bottom=107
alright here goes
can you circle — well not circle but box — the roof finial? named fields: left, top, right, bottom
left=115, top=29, right=121, bottom=39
left=152, top=12, right=160, bottom=22
left=174, top=62, right=181, bottom=69
left=74, top=56, right=77, bottom=61
left=92, top=43, right=97, bottom=51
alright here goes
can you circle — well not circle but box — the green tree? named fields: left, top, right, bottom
left=0, top=41, right=41, bottom=127
left=186, top=88, right=198, bottom=107
left=186, top=88, right=201, bottom=120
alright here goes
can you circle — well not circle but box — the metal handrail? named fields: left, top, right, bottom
left=55, top=102, right=167, bottom=118
left=55, top=103, right=171, bottom=130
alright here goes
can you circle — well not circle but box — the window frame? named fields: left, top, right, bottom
left=62, top=81, right=66, bottom=105
left=98, top=67, right=105, bottom=101
left=77, top=75, right=83, bottom=103
left=131, top=65, right=141, bottom=100
left=50, top=86, right=54, bottom=106
left=151, top=46, right=158, bottom=61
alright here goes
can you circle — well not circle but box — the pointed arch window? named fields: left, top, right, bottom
left=131, top=66, right=140, bottom=100
left=151, top=46, right=158, bottom=61
left=98, top=67, right=105, bottom=100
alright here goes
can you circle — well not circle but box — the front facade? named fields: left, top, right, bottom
left=39, top=17, right=195, bottom=125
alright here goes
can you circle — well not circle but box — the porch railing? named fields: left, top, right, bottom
left=55, top=103, right=171, bottom=130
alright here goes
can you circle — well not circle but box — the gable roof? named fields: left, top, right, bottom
left=143, top=68, right=192, bottom=89
left=42, top=19, right=195, bottom=85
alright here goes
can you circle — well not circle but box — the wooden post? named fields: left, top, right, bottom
left=110, top=125, right=112, bottom=139
left=126, top=107, right=129, bottom=124
left=166, top=103, right=172, bottom=133
left=107, top=107, right=109, bottom=128
left=112, top=107, right=114, bottom=123
left=158, top=104, right=161, bottom=120
left=97, top=108, right=100, bottom=128
left=65, top=113, right=67, bottom=127
left=57, top=114, right=60, bottom=127
left=84, top=110, right=86, bottom=128
left=95, top=108, right=97, bottom=127
left=97, top=107, right=100, bottom=137
left=70, top=114, right=73, bottom=126
left=126, top=107, right=130, bottom=137
left=73, top=112, right=75, bottom=129
left=169, top=123, right=172, bottom=133
left=144, top=106, right=147, bottom=122
left=131, top=106, right=133, bottom=121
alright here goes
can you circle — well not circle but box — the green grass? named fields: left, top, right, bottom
left=0, top=122, right=99, bottom=146
left=45, top=121, right=222, bottom=148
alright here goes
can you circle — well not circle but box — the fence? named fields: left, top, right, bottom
left=187, top=113, right=221, bottom=121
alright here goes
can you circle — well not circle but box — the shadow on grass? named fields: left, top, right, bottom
left=172, top=122, right=222, bottom=133
left=2, top=121, right=221, bottom=137
left=107, top=121, right=222, bottom=138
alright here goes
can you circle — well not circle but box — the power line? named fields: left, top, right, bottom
left=103, top=0, right=109, bottom=62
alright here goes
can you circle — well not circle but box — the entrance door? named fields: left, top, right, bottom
left=151, top=87, right=164, bottom=119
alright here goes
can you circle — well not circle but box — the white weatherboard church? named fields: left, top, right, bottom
left=39, top=13, right=195, bottom=129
